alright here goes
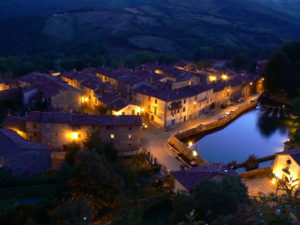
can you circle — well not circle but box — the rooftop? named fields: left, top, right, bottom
left=171, top=163, right=239, bottom=191
left=276, top=148, right=300, bottom=165
left=0, top=129, right=50, bottom=157
left=24, top=111, right=142, bottom=126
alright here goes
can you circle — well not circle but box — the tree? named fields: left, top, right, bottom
left=264, top=41, right=300, bottom=97
left=292, top=98, right=300, bottom=118
left=171, top=176, right=250, bottom=224
left=50, top=198, right=93, bottom=225
left=63, top=142, right=81, bottom=166
left=84, top=130, right=118, bottom=162
left=191, top=176, right=249, bottom=219
left=65, top=151, right=125, bottom=217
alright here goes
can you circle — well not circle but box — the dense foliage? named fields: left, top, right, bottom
left=170, top=176, right=250, bottom=224
left=264, top=41, right=300, bottom=97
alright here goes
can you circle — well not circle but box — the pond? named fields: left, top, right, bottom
left=193, top=109, right=289, bottom=166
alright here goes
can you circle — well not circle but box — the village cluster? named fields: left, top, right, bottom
left=0, top=60, right=264, bottom=177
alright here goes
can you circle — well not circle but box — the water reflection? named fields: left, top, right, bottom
left=195, top=109, right=289, bottom=164
left=256, top=111, right=289, bottom=138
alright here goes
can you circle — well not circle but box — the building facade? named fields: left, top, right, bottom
left=4, top=112, right=142, bottom=154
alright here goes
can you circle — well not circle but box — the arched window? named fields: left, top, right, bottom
left=0, top=156, right=4, bottom=168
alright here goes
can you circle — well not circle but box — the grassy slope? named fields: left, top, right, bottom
left=0, top=0, right=300, bottom=58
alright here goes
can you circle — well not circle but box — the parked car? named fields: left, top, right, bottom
left=237, top=98, right=244, bottom=103
left=218, top=115, right=225, bottom=120
left=221, top=104, right=228, bottom=109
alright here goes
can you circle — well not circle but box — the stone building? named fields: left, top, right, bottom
left=23, top=80, right=82, bottom=113
left=95, top=92, right=141, bottom=116
left=171, top=163, right=239, bottom=192
left=0, top=128, right=51, bottom=176
left=4, top=112, right=142, bottom=154
left=272, top=148, right=300, bottom=187
left=77, top=64, right=264, bottom=129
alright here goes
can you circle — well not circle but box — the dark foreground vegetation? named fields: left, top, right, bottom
left=0, top=130, right=300, bottom=225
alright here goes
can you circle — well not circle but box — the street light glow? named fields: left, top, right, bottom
left=221, top=74, right=228, bottom=80
left=209, top=75, right=217, bottom=82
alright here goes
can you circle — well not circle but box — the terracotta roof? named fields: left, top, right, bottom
left=61, top=71, right=96, bottom=82
left=276, top=148, right=300, bottom=165
left=134, top=84, right=212, bottom=102
left=107, top=98, right=132, bottom=111
left=0, top=129, right=49, bottom=157
left=171, top=163, right=239, bottom=191
left=80, top=77, right=111, bottom=91
left=19, top=72, right=57, bottom=84
left=96, top=93, right=134, bottom=111
left=36, top=80, right=80, bottom=97
left=3, top=116, right=26, bottom=132
left=25, top=111, right=142, bottom=126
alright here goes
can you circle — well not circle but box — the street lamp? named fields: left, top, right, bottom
left=192, top=150, right=198, bottom=157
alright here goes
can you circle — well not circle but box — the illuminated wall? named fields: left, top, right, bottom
left=272, top=154, right=300, bottom=186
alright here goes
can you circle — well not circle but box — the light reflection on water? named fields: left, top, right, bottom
left=194, top=110, right=289, bottom=164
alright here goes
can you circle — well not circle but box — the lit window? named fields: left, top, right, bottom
left=71, top=132, right=79, bottom=140
left=128, top=134, right=132, bottom=139
left=110, top=134, right=115, bottom=139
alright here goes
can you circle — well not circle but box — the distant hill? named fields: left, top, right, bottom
left=0, top=0, right=300, bottom=59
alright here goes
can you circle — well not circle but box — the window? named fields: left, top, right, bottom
left=110, top=134, right=115, bottom=139
left=129, top=126, right=132, bottom=130
left=33, top=123, right=37, bottom=129
left=155, top=99, right=157, bottom=104
left=184, top=99, right=186, bottom=104
left=177, top=109, right=180, bottom=113
left=128, top=134, right=132, bottom=139
left=183, top=107, right=186, bottom=112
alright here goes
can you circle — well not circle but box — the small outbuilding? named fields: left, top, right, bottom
left=171, top=163, right=239, bottom=192
left=273, top=148, right=300, bottom=186
left=0, top=129, right=51, bottom=176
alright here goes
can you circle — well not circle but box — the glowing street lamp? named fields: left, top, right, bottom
left=188, top=141, right=193, bottom=148
left=70, top=132, right=79, bottom=140
left=221, top=74, right=229, bottom=81
left=271, top=178, right=277, bottom=185
left=208, top=75, right=217, bottom=82
left=192, top=150, right=198, bottom=157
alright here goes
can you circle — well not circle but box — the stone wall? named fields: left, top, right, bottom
left=175, top=101, right=257, bottom=140
left=168, top=136, right=209, bottom=166
left=168, top=100, right=258, bottom=167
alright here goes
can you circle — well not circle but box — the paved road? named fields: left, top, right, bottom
left=141, top=95, right=260, bottom=171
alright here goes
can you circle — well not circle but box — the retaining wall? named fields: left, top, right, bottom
left=168, top=100, right=258, bottom=167
left=175, top=101, right=257, bottom=140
